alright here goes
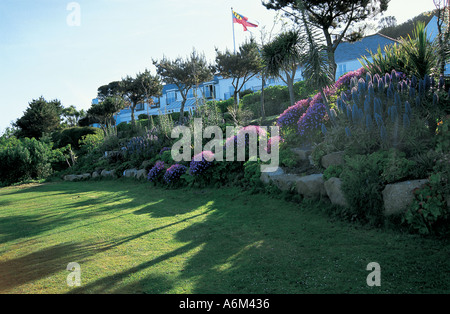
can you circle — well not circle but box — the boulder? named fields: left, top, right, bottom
left=92, top=171, right=100, bottom=179
left=260, top=167, right=301, bottom=191
left=80, top=173, right=91, bottom=180
left=271, top=174, right=303, bottom=191
left=101, top=169, right=116, bottom=178
left=290, top=148, right=312, bottom=161
left=260, top=167, right=285, bottom=184
left=321, top=151, right=345, bottom=169
left=136, top=169, right=148, bottom=180
left=382, top=179, right=429, bottom=216
left=324, top=177, right=348, bottom=207
left=296, top=174, right=326, bottom=199
left=64, top=173, right=90, bottom=181
left=64, top=174, right=80, bottom=182
left=123, top=169, right=138, bottom=178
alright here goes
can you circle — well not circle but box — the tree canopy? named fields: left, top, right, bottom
left=61, top=105, right=86, bottom=128
left=97, top=81, right=122, bottom=102
left=214, top=39, right=264, bottom=107
left=14, top=97, right=63, bottom=139
left=153, top=49, right=213, bottom=123
left=86, top=96, right=125, bottom=130
left=263, top=0, right=389, bottom=78
left=120, top=70, right=163, bottom=125
left=262, top=29, right=306, bottom=107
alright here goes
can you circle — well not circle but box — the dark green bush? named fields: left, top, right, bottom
left=340, top=149, right=417, bottom=226
left=435, top=116, right=450, bottom=153
left=0, top=137, right=58, bottom=186
left=160, top=150, right=176, bottom=166
left=242, top=160, right=264, bottom=193
left=340, top=152, right=386, bottom=225
left=293, top=81, right=317, bottom=100
left=52, top=127, right=101, bottom=151
left=166, top=111, right=188, bottom=122
left=206, top=98, right=234, bottom=114
left=279, top=147, right=300, bottom=168
left=323, top=164, right=343, bottom=181
left=241, top=85, right=290, bottom=117
left=240, top=89, right=254, bottom=99
left=117, top=122, right=130, bottom=133
left=240, top=83, right=317, bottom=119
left=404, top=155, right=450, bottom=236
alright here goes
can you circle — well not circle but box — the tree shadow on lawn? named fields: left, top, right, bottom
left=0, top=179, right=190, bottom=245
left=0, top=241, right=113, bottom=292
left=3, top=181, right=450, bottom=294
left=1, top=180, right=206, bottom=218
left=0, top=180, right=218, bottom=293
left=71, top=191, right=450, bottom=294
left=0, top=193, right=134, bottom=246
left=63, top=191, right=356, bottom=294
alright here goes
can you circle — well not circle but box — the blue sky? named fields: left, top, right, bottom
left=0, top=0, right=438, bottom=133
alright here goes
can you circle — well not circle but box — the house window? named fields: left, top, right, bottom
left=204, top=84, right=215, bottom=99
left=167, top=91, right=177, bottom=104
left=136, top=103, right=144, bottom=111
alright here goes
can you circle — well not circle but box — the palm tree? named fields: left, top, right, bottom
left=262, top=29, right=305, bottom=108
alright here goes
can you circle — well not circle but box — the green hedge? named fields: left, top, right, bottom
left=240, top=82, right=317, bottom=118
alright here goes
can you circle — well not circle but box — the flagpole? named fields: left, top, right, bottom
left=231, top=7, right=236, bottom=54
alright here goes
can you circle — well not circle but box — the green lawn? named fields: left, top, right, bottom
left=0, top=180, right=449, bottom=294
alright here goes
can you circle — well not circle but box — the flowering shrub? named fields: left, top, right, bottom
left=163, top=164, right=187, bottom=184
left=277, top=98, right=310, bottom=130
left=147, top=161, right=165, bottom=183
left=122, top=131, right=159, bottom=161
left=327, top=69, right=449, bottom=153
left=335, top=67, right=367, bottom=90
left=297, top=102, right=328, bottom=137
left=276, top=81, right=339, bottom=138
left=190, top=151, right=215, bottom=176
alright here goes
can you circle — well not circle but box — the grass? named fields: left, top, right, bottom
left=0, top=179, right=449, bottom=294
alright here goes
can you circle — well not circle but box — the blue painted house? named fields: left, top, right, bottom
left=333, top=15, right=449, bottom=79
left=104, top=28, right=435, bottom=125
left=334, top=33, right=398, bottom=79
left=111, top=71, right=304, bottom=125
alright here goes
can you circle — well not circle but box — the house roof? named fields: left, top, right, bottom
left=334, top=33, right=398, bottom=63
left=162, top=83, right=179, bottom=93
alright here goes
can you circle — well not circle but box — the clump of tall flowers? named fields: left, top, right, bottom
left=163, top=164, right=187, bottom=185
left=147, top=161, right=165, bottom=183
left=189, top=151, right=215, bottom=176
